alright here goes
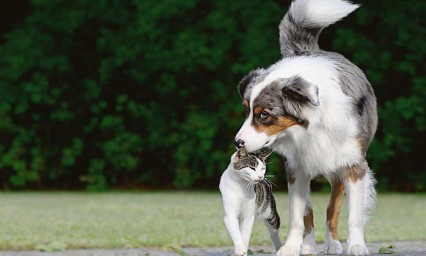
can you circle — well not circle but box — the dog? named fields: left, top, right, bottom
left=234, top=0, right=377, bottom=255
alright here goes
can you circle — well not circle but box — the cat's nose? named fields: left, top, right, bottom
left=258, top=175, right=264, bottom=180
left=234, top=139, right=245, bottom=149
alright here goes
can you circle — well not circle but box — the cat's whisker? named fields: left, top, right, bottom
left=250, top=181, right=255, bottom=191
left=266, top=180, right=275, bottom=193
left=264, top=175, right=276, bottom=181
left=265, top=183, right=272, bottom=193
left=267, top=179, right=278, bottom=188
left=245, top=180, right=251, bottom=192
left=245, top=177, right=253, bottom=191
left=264, top=179, right=271, bottom=187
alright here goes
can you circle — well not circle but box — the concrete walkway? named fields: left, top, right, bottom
left=0, top=241, right=425, bottom=256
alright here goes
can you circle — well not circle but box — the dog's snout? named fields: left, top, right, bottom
left=234, top=139, right=245, bottom=149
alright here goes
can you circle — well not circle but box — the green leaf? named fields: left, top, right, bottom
left=379, top=244, right=396, bottom=254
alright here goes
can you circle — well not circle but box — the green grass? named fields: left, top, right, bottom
left=0, top=192, right=424, bottom=250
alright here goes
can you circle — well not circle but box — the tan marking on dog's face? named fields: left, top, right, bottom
left=253, top=106, right=263, bottom=115
left=251, top=107, right=299, bottom=135
left=347, top=164, right=366, bottom=182
left=326, top=178, right=345, bottom=240
left=303, top=206, right=314, bottom=238
left=259, top=116, right=298, bottom=135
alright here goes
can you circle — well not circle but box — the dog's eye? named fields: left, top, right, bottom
left=259, top=112, right=269, bottom=119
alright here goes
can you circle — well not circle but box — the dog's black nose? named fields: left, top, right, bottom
left=234, top=139, right=245, bottom=149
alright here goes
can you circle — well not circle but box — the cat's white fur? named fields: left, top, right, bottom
left=219, top=152, right=281, bottom=256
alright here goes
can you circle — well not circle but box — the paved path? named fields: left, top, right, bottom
left=0, top=241, right=425, bottom=256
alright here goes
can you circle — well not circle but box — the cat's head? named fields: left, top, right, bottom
left=231, top=147, right=272, bottom=183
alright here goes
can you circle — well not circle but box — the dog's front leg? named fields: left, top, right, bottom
left=278, top=170, right=310, bottom=256
left=344, top=162, right=370, bottom=255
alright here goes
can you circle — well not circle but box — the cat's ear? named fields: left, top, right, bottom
left=236, top=147, right=248, bottom=159
left=257, top=148, right=272, bottom=161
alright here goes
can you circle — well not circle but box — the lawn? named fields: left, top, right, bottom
left=0, top=192, right=424, bottom=250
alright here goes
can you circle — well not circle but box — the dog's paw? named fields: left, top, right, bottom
left=277, top=244, right=300, bottom=256
left=300, top=243, right=317, bottom=255
left=324, top=239, right=342, bottom=254
left=301, top=232, right=317, bottom=255
left=347, top=243, right=369, bottom=255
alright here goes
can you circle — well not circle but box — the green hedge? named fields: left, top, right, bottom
left=0, top=0, right=424, bottom=191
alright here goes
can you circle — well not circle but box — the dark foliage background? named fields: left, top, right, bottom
left=0, top=0, right=424, bottom=191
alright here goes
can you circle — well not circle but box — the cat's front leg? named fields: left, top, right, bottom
left=224, top=215, right=247, bottom=255
left=240, top=214, right=255, bottom=250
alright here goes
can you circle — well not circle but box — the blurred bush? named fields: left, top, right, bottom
left=0, top=0, right=424, bottom=191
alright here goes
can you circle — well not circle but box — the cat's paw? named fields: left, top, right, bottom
left=277, top=244, right=300, bottom=256
left=347, top=243, right=369, bottom=255
left=233, top=248, right=247, bottom=256
left=324, top=239, right=342, bottom=254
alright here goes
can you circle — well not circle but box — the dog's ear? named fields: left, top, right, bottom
left=280, top=76, right=320, bottom=106
left=237, top=68, right=263, bottom=99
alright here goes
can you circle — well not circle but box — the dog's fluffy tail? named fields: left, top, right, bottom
left=279, top=0, right=359, bottom=57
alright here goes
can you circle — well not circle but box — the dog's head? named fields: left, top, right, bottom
left=234, top=68, right=320, bottom=152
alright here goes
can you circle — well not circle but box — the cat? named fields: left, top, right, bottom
left=219, top=147, right=281, bottom=256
